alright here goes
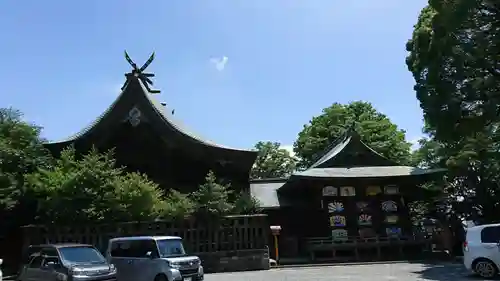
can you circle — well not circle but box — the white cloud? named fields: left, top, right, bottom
left=210, top=56, right=229, bottom=71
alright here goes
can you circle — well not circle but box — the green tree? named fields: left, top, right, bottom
left=0, top=108, right=53, bottom=209
left=191, top=171, right=234, bottom=217
left=192, top=171, right=261, bottom=217
left=233, top=191, right=262, bottom=214
left=406, top=1, right=500, bottom=222
left=0, top=108, right=53, bottom=228
left=28, top=148, right=165, bottom=224
left=293, top=101, right=412, bottom=169
left=160, top=189, right=196, bottom=220
left=251, top=141, right=297, bottom=179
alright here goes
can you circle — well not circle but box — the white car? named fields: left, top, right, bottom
left=463, top=223, right=500, bottom=278
left=106, top=236, right=204, bottom=281
left=0, top=258, right=3, bottom=281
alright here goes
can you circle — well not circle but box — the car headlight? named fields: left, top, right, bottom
left=109, top=264, right=117, bottom=274
left=168, top=261, right=182, bottom=269
left=70, top=268, right=89, bottom=276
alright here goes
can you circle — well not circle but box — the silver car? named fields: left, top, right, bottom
left=17, top=243, right=117, bottom=281
left=106, top=236, right=204, bottom=281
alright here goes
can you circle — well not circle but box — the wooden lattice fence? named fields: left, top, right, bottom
left=19, top=214, right=270, bottom=272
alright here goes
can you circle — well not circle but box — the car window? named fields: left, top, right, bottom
left=41, top=248, right=59, bottom=257
left=29, top=256, right=44, bottom=268
left=110, top=239, right=159, bottom=258
left=481, top=226, right=500, bottom=243
left=59, top=246, right=106, bottom=264
left=157, top=239, right=186, bottom=258
left=23, top=246, right=42, bottom=264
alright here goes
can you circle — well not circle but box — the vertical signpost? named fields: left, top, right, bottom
left=270, top=225, right=282, bottom=265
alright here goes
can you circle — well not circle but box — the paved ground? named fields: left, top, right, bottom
left=205, top=262, right=486, bottom=281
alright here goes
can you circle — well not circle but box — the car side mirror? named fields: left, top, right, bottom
left=145, top=251, right=154, bottom=259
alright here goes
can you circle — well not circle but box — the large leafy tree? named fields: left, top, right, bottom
left=0, top=108, right=53, bottom=227
left=250, top=141, right=297, bottom=179
left=293, top=101, right=412, bottom=169
left=406, top=0, right=500, bottom=222
left=28, top=148, right=166, bottom=223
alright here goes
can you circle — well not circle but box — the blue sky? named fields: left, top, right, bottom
left=0, top=0, right=427, bottom=151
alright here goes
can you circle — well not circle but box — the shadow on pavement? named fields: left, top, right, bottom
left=412, top=263, right=495, bottom=280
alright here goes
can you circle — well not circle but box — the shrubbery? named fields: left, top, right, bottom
left=27, top=148, right=261, bottom=224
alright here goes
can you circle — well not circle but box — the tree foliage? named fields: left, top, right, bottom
left=192, top=171, right=261, bottom=217
left=160, top=189, right=196, bottom=220
left=293, top=101, right=412, bottom=169
left=191, top=171, right=235, bottom=217
left=251, top=141, right=297, bottom=179
left=233, top=190, right=262, bottom=214
left=28, top=148, right=166, bottom=224
left=406, top=0, right=500, bottom=222
left=0, top=108, right=53, bottom=227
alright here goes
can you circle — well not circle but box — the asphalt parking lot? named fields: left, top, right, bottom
left=205, top=262, right=483, bottom=281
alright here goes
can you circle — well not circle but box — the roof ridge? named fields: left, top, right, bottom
left=308, top=125, right=353, bottom=168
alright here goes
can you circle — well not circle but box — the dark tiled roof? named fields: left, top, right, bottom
left=47, top=77, right=255, bottom=153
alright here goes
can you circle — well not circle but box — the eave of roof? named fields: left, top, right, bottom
left=45, top=76, right=256, bottom=154
left=292, top=166, right=447, bottom=178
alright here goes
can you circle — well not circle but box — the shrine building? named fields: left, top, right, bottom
left=249, top=129, right=445, bottom=261
left=44, top=53, right=257, bottom=193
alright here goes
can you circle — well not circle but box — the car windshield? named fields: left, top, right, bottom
left=58, top=246, right=106, bottom=264
left=156, top=239, right=186, bottom=258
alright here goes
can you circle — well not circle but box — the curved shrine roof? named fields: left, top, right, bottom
left=46, top=76, right=255, bottom=154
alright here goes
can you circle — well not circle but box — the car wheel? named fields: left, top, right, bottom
left=474, top=259, right=498, bottom=279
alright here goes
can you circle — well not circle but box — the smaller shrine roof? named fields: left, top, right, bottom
left=250, top=127, right=447, bottom=208
left=249, top=179, right=289, bottom=209
left=308, top=126, right=399, bottom=168
left=293, top=166, right=447, bottom=178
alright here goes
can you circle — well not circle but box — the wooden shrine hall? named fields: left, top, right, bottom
left=44, top=52, right=258, bottom=193
left=250, top=129, right=445, bottom=262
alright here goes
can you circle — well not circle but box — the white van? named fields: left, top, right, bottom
left=106, top=236, right=203, bottom=281
left=463, top=223, right=500, bottom=278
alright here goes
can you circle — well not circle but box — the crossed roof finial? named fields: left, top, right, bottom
left=123, top=50, right=160, bottom=94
